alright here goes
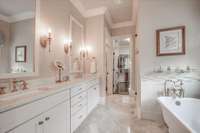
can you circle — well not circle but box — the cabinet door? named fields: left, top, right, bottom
left=93, top=85, right=99, bottom=105
left=88, top=85, right=99, bottom=113
left=43, top=101, right=67, bottom=133
left=8, top=117, right=43, bottom=133
left=88, top=88, right=94, bottom=113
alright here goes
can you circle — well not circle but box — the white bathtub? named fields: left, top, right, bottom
left=158, top=97, right=200, bottom=133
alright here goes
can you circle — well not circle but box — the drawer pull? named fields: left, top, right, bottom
left=79, top=96, right=82, bottom=99
left=79, top=104, right=82, bottom=107
left=38, top=121, right=44, bottom=125
left=45, top=117, right=50, bottom=121
left=94, top=88, right=96, bottom=90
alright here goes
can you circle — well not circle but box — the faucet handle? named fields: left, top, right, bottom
left=21, top=80, right=28, bottom=90
left=0, top=87, right=6, bottom=95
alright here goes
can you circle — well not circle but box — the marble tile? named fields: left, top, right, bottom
left=74, top=95, right=168, bottom=133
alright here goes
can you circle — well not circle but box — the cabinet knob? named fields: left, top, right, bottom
left=38, top=121, right=44, bottom=125
left=45, top=117, right=50, bottom=121
left=94, top=88, right=96, bottom=90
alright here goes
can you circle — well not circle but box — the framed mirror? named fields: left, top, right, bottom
left=69, top=16, right=84, bottom=74
left=0, top=0, right=39, bottom=79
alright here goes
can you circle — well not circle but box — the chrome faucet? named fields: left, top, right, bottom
left=164, top=79, right=184, bottom=98
left=164, top=80, right=174, bottom=96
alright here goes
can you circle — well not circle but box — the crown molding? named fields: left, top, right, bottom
left=70, top=0, right=134, bottom=29
left=85, top=6, right=107, bottom=17
left=10, top=12, right=35, bottom=22
left=0, top=14, right=10, bottom=22
left=70, top=0, right=86, bottom=17
left=0, top=12, right=34, bottom=23
left=111, top=20, right=134, bottom=29
left=105, top=10, right=113, bottom=28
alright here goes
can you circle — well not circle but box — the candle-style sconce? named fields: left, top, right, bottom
left=64, top=39, right=72, bottom=55
left=40, top=28, right=52, bottom=52
left=80, top=46, right=88, bottom=59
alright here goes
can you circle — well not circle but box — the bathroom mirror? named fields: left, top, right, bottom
left=69, top=16, right=84, bottom=74
left=0, top=0, right=39, bottom=79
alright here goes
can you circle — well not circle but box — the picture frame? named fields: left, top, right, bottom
left=156, top=26, right=185, bottom=56
left=15, top=45, right=27, bottom=62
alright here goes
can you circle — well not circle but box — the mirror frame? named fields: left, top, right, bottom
left=0, top=0, right=40, bottom=79
left=69, top=15, right=84, bottom=74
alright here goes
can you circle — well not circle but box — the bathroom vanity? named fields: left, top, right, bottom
left=0, top=0, right=101, bottom=132
left=0, top=78, right=100, bottom=133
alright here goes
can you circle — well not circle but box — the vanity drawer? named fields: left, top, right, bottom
left=71, top=91, right=87, bottom=106
left=70, top=86, right=86, bottom=97
left=71, top=107, right=87, bottom=132
left=71, top=97, right=87, bottom=115
left=83, top=80, right=98, bottom=88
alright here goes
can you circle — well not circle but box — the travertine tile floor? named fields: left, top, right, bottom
left=75, top=95, right=168, bottom=133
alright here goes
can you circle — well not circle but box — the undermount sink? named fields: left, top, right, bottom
left=0, top=89, right=43, bottom=102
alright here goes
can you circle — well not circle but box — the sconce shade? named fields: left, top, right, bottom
left=40, top=29, right=52, bottom=52
left=64, top=41, right=72, bottom=55
left=40, top=36, right=48, bottom=48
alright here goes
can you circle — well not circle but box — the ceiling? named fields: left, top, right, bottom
left=0, top=0, right=35, bottom=17
left=79, top=0, right=133, bottom=24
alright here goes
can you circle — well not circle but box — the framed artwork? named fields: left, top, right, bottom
left=15, top=45, right=27, bottom=62
left=156, top=26, right=185, bottom=56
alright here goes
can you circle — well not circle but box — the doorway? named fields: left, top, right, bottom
left=112, top=36, right=133, bottom=95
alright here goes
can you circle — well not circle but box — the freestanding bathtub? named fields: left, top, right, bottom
left=158, top=97, right=200, bottom=133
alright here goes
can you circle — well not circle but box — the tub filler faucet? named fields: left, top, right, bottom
left=164, top=79, right=184, bottom=98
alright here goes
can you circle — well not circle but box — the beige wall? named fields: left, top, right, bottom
left=139, top=0, right=200, bottom=74
left=138, top=0, right=200, bottom=121
left=0, top=20, right=10, bottom=73
left=85, top=15, right=106, bottom=96
left=38, top=0, right=85, bottom=78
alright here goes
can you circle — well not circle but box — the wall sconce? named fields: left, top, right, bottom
left=64, top=39, right=72, bottom=55
left=40, top=28, right=52, bottom=52
left=80, top=46, right=88, bottom=59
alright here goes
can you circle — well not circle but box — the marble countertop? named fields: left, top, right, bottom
left=142, top=71, right=200, bottom=82
left=0, top=77, right=97, bottom=113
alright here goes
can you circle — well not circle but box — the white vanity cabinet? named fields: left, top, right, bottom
left=0, top=89, right=70, bottom=133
left=70, top=85, right=88, bottom=133
left=70, top=79, right=100, bottom=133
left=43, top=101, right=68, bottom=133
left=8, top=101, right=68, bottom=133
left=8, top=116, right=42, bottom=133
left=0, top=78, right=100, bottom=133
left=88, top=84, right=99, bottom=114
